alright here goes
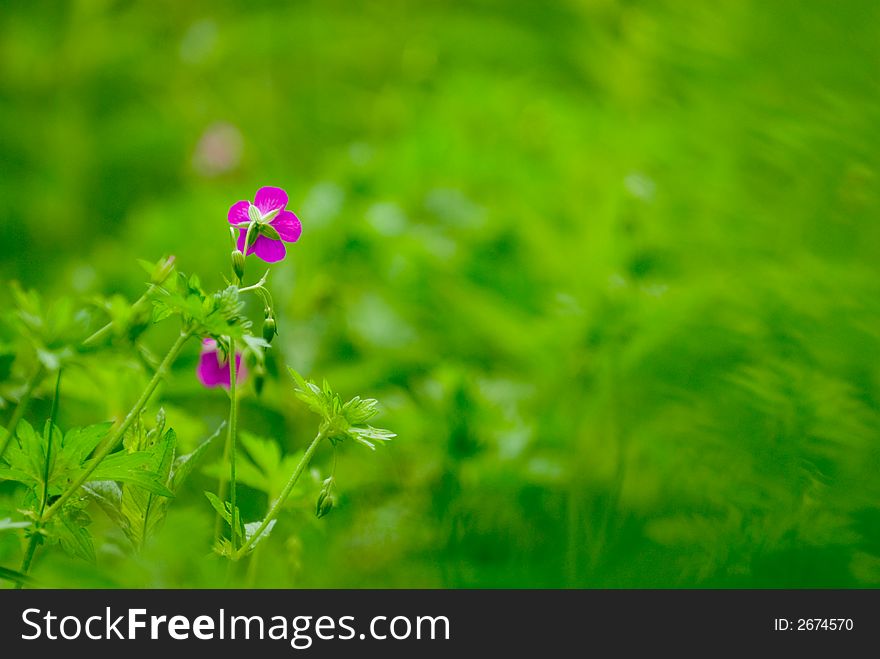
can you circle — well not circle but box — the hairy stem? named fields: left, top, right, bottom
left=227, top=339, right=239, bottom=551
left=41, top=330, right=192, bottom=522
left=234, top=429, right=326, bottom=559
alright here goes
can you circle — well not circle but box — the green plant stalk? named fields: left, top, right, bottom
left=233, top=429, right=327, bottom=559
left=0, top=365, right=45, bottom=460
left=227, top=338, right=239, bottom=551
left=41, top=330, right=192, bottom=522
left=213, top=436, right=232, bottom=544
left=17, top=369, right=63, bottom=588
left=82, top=291, right=150, bottom=347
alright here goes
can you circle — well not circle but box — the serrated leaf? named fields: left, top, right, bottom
left=84, top=481, right=125, bottom=529
left=349, top=425, right=396, bottom=450
left=61, top=423, right=113, bottom=465
left=0, top=464, right=34, bottom=486
left=115, top=428, right=177, bottom=551
left=85, top=452, right=174, bottom=497
left=50, top=422, right=113, bottom=488
left=342, top=396, right=380, bottom=424
left=17, top=419, right=46, bottom=485
left=47, top=506, right=95, bottom=562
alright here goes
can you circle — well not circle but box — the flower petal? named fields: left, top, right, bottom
left=237, top=228, right=259, bottom=256
left=252, top=234, right=286, bottom=263
left=270, top=210, right=302, bottom=243
left=197, top=347, right=245, bottom=389
left=228, top=200, right=250, bottom=226
left=254, top=186, right=288, bottom=214
left=197, top=349, right=228, bottom=388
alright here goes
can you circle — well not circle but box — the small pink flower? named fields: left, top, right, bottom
left=197, top=339, right=245, bottom=389
left=228, top=186, right=302, bottom=263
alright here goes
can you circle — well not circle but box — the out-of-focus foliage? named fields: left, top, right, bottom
left=2, top=0, right=880, bottom=587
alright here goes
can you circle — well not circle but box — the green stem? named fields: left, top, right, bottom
left=82, top=289, right=152, bottom=348
left=233, top=429, right=327, bottom=560
left=213, top=446, right=231, bottom=544
left=17, top=369, right=62, bottom=589
left=0, top=365, right=45, bottom=460
left=41, top=330, right=192, bottom=522
left=16, top=539, right=39, bottom=588
left=227, top=338, right=239, bottom=552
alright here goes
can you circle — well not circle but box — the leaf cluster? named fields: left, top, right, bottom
left=288, top=368, right=396, bottom=449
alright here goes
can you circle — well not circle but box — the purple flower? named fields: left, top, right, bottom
left=228, top=186, right=302, bottom=263
left=197, top=339, right=245, bottom=389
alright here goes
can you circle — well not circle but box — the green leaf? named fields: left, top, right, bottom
left=342, top=395, right=380, bottom=424
left=85, top=452, right=174, bottom=497
left=349, top=425, right=396, bottom=450
left=116, top=428, right=177, bottom=550
left=204, top=491, right=244, bottom=540
left=83, top=481, right=126, bottom=529
left=205, top=491, right=230, bottom=524
left=244, top=519, right=276, bottom=549
left=45, top=505, right=95, bottom=563
left=203, top=432, right=304, bottom=500
left=17, top=419, right=47, bottom=485
left=0, top=517, right=31, bottom=531
left=50, top=422, right=113, bottom=488
left=171, top=422, right=224, bottom=493
left=61, top=422, right=113, bottom=465
left=287, top=368, right=396, bottom=449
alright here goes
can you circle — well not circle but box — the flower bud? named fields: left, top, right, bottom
left=152, top=255, right=177, bottom=285
left=262, top=316, right=277, bottom=343
left=231, top=249, right=246, bottom=281
left=316, top=476, right=335, bottom=518
left=316, top=495, right=334, bottom=518
left=315, top=490, right=334, bottom=519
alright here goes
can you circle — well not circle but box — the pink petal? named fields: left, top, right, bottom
left=270, top=210, right=302, bottom=243
left=237, top=228, right=259, bottom=256
left=254, top=186, right=288, bottom=215
left=196, top=347, right=246, bottom=389
left=252, top=234, right=286, bottom=263
left=197, top=349, right=228, bottom=388
left=228, top=200, right=250, bottom=226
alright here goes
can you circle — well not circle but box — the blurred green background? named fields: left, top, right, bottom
left=2, top=0, right=880, bottom=587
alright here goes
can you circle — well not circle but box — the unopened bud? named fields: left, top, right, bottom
left=316, top=476, right=335, bottom=518
left=231, top=249, right=246, bottom=281
left=316, top=490, right=335, bottom=518
left=262, top=316, right=277, bottom=343
left=152, top=255, right=176, bottom=285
